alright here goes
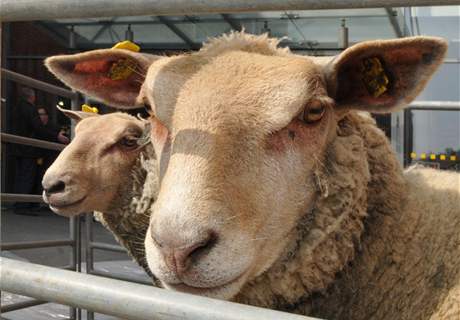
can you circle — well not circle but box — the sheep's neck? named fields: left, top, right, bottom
left=94, top=148, right=160, bottom=284
left=235, top=113, right=407, bottom=312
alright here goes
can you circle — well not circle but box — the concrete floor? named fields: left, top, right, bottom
left=1, top=207, right=151, bottom=320
left=1, top=207, right=127, bottom=265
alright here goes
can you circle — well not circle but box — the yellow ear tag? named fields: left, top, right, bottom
left=82, top=104, right=99, bottom=114
left=112, top=40, right=140, bottom=52
left=361, top=57, right=390, bottom=98
left=108, top=58, right=138, bottom=80
left=108, top=41, right=140, bottom=81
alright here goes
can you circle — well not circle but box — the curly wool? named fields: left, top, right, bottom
left=94, top=144, right=160, bottom=284
left=93, top=112, right=460, bottom=319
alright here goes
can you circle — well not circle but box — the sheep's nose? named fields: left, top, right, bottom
left=43, top=179, right=66, bottom=196
left=152, top=230, right=217, bottom=275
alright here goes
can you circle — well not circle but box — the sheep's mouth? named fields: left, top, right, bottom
left=46, top=195, right=87, bottom=212
left=164, top=272, right=246, bottom=298
left=167, top=281, right=233, bottom=296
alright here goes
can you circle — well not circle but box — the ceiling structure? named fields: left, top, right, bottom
left=36, top=8, right=405, bottom=53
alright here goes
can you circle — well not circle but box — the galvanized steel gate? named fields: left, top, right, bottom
left=1, top=1, right=460, bottom=319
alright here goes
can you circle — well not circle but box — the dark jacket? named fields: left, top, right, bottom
left=11, top=99, right=60, bottom=157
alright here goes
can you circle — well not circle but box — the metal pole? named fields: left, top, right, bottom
left=1, top=299, right=48, bottom=313
left=1, top=258, right=314, bottom=320
left=88, top=269, right=153, bottom=286
left=1, top=133, right=66, bottom=151
left=409, top=101, right=460, bottom=109
left=1, top=239, right=74, bottom=250
left=1, top=69, right=77, bottom=99
left=91, top=242, right=126, bottom=253
left=385, top=7, right=404, bottom=38
left=85, top=213, right=95, bottom=320
left=2, top=0, right=459, bottom=22
left=1, top=193, right=44, bottom=203
left=69, top=216, right=82, bottom=320
left=338, top=19, right=348, bottom=49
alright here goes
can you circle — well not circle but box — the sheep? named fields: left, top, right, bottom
left=45, top=32, right=460, bottom=319
left=42, top=109, right=161, bottom=283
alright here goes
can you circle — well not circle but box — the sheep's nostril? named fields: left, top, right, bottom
left=188, top=232, right=218, bottom=259
left=45, top=180, right=66, bottom=196
left=175, top=231, right=218, bottom=273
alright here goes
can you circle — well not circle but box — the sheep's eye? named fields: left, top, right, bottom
left=119, top=136, right=138, bottom=149
left=301, top=100, right=326, bottom=124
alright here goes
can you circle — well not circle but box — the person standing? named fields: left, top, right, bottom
left=34, top=106, right=68, bottom=196
left=11, top=87, right=69, bottom=214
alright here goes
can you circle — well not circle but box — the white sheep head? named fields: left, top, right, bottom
left=42, top=110, right=154, bottom=216
left=45, top=32, right=447, bottom=300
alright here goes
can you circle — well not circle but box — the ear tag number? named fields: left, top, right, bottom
left=361, top=57, right=389, bottom=97
left=109, top=40, right=141, bottom=80
left=108, top=58, right=137, bottom=80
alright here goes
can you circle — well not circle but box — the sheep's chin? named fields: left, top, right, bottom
left=44, top=192, right=88, bottom=217
left=161, top=272, right=248, bottom=300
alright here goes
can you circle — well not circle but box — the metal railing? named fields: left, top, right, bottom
left=0, top=69, right=82, bottom=319
left=1, top=0, right=459, bottom=22
left=84, top=212, right=152, bottom=320
left=403, top=101, right=460, bottom=169
left=390, top=101, right=460, bottom=166
left=0, top=258, right=315, bottom=320
left=2, top=0, right=459, bottom=318
left=0, top=68, right=156, bottom=320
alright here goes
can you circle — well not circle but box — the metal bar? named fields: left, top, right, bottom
left=1, top=193, right=44, bottom=203
left=37, top=14, right=394, bottom=27
left=75, top=217, right=82, bottom=273
left=91, top=242, right=126, bottom=253
left=91, top=18, right=117, bottom=42
left=156, top=16, right=199, bottom=50
left=408, top=106, right=460, bottom=111
left=1, top=133, right=66, bottom=151
left=3, top=0, right=459, bottom=22
left=409, top=101, right=460, bottom=109
left=85, top=213, right=95, bottom=320
left=0, top=239, right=74, bottom=250
left=33, top=22, right=70, bottom=48
left=1, top=258, right=314, bottom=320
left=6, top=55, right=48, bottom=60
left=69, top=215, right=82, bottom=320
left=1, top=69, right=77, bottom=99
left=85, top=213, right=94, bottom=274
left=385, top=8, right=403, bottom=38
left=391, top=110, right=405, bottom=165
left=87, top=269, right=153, bottom=286
left=1, top=299, right=48, bottom=313
left=221, top=14, right=242, bottom=31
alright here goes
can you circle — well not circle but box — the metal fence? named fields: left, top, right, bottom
left=1, top=0, right=459, bottom=21
left=0, top=68, right=157, bottom=319
left=1, top=258, right=314, bottom=320
left=0, top=69, right=82, bottom=319
left=1, top=0, right=459, bottom=319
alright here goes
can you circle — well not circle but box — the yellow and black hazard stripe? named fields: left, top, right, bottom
left=410, top=152, right=458, bottom=161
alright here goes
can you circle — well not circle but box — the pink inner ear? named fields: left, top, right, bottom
left=74, top=59, right=113, bottom=74
left=74, top=58, right=141, bottom=89
left=71, top=58, right=143, bottom=106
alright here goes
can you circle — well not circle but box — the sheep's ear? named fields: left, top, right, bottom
left=46, top=49, right=162, bottom=109
left=57, top=105, right=99, bottom=122
left=325, top=36, right=447, bottom=113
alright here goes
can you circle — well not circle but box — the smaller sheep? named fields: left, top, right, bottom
left=42, top=108, right=161, bottom=283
